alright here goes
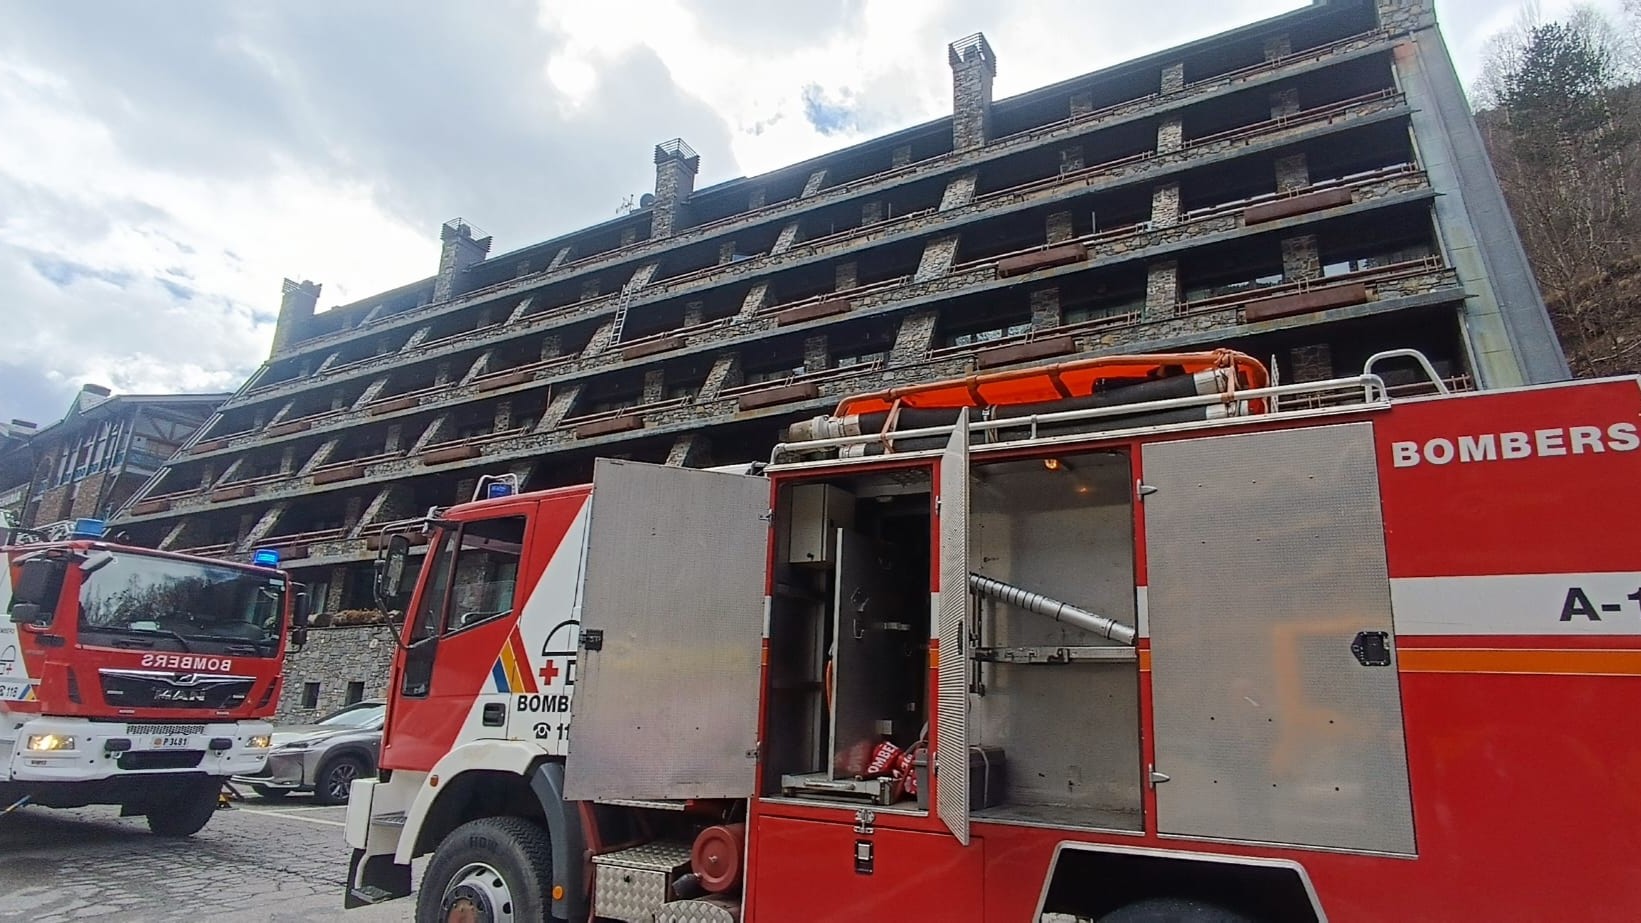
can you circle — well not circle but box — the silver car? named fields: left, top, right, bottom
left=234, top=700, right=385, bottom=804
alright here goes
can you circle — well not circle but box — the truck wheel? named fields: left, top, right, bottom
left=251, top=785, right=289, bottom=800
left=313, top=754, right=367, bottom=805
left=416, top=817, right=553, bottom=923
left=1098, top=898, right=1256, bottom=922
left=146, top=781, right=220, bottom=838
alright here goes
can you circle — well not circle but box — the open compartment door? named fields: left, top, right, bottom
left=935, top=409, right=972, bottom=845
left=564, top=459, right=770, bottom=801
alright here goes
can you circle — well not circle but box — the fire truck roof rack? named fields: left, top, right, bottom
left=767, top=349, right=1430, bottom=467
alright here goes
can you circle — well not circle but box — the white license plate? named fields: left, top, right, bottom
left=152, top=736, right=193, bottom=749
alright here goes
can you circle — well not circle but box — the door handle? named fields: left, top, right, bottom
left=482, top=702, right=507, bottom=726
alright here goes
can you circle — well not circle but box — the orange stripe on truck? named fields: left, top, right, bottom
left=1399, top=647, right=1641, bottom=676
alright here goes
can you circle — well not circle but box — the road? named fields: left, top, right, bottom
left=0, top=792, right=422, bottom=922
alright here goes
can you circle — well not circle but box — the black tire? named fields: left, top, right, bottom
left=1098, top=898, right=1256, bottom=923
left=146, top=781, right=220, bottom=838
left=415, top=816, right=553, bottom=923
left=312, top=754, right=368, bottom=805
left=251, top=785, right=289, bottom=801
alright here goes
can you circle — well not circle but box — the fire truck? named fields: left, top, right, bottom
left=343, top=348, right=1641, bottom=921
left=1, top=517, right=309, bottom=836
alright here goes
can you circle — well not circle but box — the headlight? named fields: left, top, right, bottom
left=248, top=734, right=273, bottom=749
left=26, top=734, right=76, bottom=752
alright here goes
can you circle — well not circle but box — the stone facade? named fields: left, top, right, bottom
left=1030, top=287, right=1062, bottom=329
left=275, top=625, right=396, bottom=723
left=1281, top=234, right=1322, bottom=281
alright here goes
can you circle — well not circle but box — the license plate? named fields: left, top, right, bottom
left=126, top=723, right=205, bottom=737
left=152, top=736, right=192, bottom=749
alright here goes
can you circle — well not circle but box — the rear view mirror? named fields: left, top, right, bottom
left=10, top=557, right=65, bottom=624
left=292, top=587, right=312, bottom=630
left=375, top=534, right=413, bottom=611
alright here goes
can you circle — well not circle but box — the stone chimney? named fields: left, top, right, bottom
left=651, top=139, right=701, bottom=238
left=270, top=278, right=322, bottom=356
left=949, top=33, right=997, bottom=151
left=434, top=219, right=493, bottom=303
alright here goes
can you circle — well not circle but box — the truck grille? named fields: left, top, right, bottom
left=99, top=669, right=254, bottom=710
left=117, top=751, right=205, bottom=771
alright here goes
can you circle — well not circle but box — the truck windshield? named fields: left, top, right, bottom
left=78, top=552, right=286, bottom=653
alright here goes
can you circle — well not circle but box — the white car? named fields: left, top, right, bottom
left=234, top=700, right=385, bottom=804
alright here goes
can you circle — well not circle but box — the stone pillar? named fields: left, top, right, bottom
left=1157, top=117, right=1184, bottom=154
left=890, top=311, right=938, bottom=363
left=1030, top=287, right=1062, bottom=329
left=835, top=262, right=858, bottom=292
left=433, top=220, right=492, bottom=303
left=1069, top=91, right=1094, bottom=118
left=748, top=187, right=767, bottom=209
left=298, top=439, right=338, bottom=476
left=803, top=334, right=830, bottom=373
left=1289, top=343, right=1334, bottom=382
left=718, top=241, right=736, bottom=264
left=1281, top=235, right=1322, bottom=281
left=411, top=415, right=450, bottom=452
left=270, top=279, right=321, bottom=356
left=1161, top=62, right=1185, bottom=95
left=699, top=353, right=741, bottom=401
left=580, top=278, right=601, bottom=301
left=1144, top=260, right=1179, bottom=319
left=892, top=144, right=913, bottom=167
left=580, top=320, right=616, bottom=357
left=1275, top=152, right=1310, bottom=192
left=384, top=424, right=404, bottom=454
left=939, top=172, right=978, bottom=211
left=548, top=246, right=572, bottom=270
left=279, top=444, right=298, bottom=474
left=801, top=170, right=828, bottom=197
left=1151, top=182, right=1181, bottom=228
left=914, top=235, right=961, bottom=281
left=537, top=385, right=583, bottom=432
left=1060, top=145, right=1084, bottom=174
left=771, top=222, right=801, bottom=254
left=736, top=282, right=769, bottom=320
left=1046, top=211, right=1075, bottom=244
left=1375, top=0, right=1436, bottom=32
left=1263, top=34, right=1292, bottom=61
left=540, top=334, right=562, bottom=361
left=948, top=33, right=996, bottom=151
left=666, top=434, right=710, bottom=467
left=651, top=139, right=700, bottom=238
left=493, top=400, right=513, bottom=432
left=861, top=201, right=884, bottom=225
left=1270, top=87, right=1300, bottom=119
left=683, top=301, right=705, bottom=327
left=434, top=362, right=453, bottom=387
left=238, top=502, right=289, bottom=551
left=344, top=495, right=366, bottom=531
left=642, top=369, right=666, bottom=404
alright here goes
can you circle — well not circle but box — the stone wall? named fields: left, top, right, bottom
left=276, top=625, right=396, bottom=724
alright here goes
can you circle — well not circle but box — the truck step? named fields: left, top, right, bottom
left=347, top=886, right=398, bottom=905
left=372, top=811, right=407, bottom=828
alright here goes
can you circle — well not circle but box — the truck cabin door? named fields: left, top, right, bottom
left=383, top=512, right=530, bottom=772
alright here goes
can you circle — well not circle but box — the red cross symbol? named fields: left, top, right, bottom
left=539, top=659, right=561, bottom=685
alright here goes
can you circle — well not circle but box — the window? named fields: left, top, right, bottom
left=446, top=517, right=526, bottom=633
left=301, top=682, right=321, bottom=709
left=945, top=321, right=1030, bottom=349
left=407, top=528, right=459, bottom=645
left=744, top=364, right=805, bottom=386
left=344, top=681, right=366, bottom=705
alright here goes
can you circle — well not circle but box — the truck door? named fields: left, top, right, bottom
left=563, top=460, right=770, bottom=801
left=935, top=409, right=972, bottom=845
left=383, top=513, right=531, bottom=772
left=1141, top=421, right=1415, bottom=855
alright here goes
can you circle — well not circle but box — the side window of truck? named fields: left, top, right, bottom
left=445, top=517, right=526, bottom=634
left=408, top=529, right=459, bottom=645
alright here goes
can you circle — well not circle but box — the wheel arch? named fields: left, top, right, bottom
left=1034, top=841, right=1326, bottom=922
left=396, top=741, right=586, bottom=923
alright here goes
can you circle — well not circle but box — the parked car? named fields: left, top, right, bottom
left=234, top=700, right=385, bottom=804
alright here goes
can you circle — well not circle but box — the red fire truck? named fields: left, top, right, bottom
left=2, top=520, right=308, bottom=836
left=343, top=348, right=1641, bottom=921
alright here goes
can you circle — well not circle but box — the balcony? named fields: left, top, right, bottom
left=259, top=27, right=1400, bottom=368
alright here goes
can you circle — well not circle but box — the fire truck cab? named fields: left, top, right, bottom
left=346, top=350, right=1641, bottom=922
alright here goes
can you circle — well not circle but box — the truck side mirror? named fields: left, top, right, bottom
left=376, top=534, right=412, bottom=611
left=9, top=557, right=63, bottom=624
left=289, top=586, right=311, bottom=648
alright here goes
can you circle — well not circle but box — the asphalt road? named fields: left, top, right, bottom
left=0, top=791, right=422, bottom=922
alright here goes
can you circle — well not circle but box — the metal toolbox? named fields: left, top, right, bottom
left=592, top=840, right=694, bottom=923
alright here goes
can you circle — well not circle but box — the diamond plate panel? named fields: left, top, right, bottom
left=1143, top=422, right=1415, bottom=854
left=936, top=410, right=972, bottom=845
left=592, top=841, right=694, bottom=923
left=563, top=460, right=769, bottom=801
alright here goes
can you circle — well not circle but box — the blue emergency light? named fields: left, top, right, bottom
left=252, top=548, right=281, bottom=568
left=486, top=482, right=514, bottom=499
left=70, top=518, right=106, bottom=539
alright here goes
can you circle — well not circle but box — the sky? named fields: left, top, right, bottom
left=0, top=0, right=1624, bottom=425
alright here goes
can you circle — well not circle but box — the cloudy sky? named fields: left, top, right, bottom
left=0, top=0, right=1621, bottom=424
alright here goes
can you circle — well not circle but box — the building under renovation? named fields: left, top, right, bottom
left=112, top=0, right=1564, bottom=633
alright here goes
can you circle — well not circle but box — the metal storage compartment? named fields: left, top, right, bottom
left=592, top=841, right=695, bottom=923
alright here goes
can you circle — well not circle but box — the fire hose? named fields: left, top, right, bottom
left=968, top=573, right=1137, bottom=645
